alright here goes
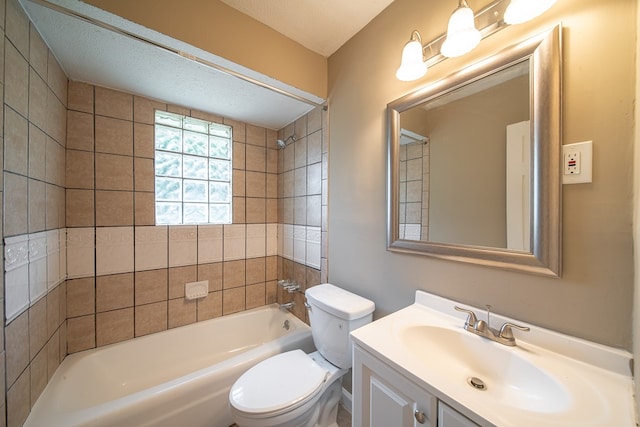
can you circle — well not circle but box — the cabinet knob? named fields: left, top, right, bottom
left=414, top=409, right=427, bottom=424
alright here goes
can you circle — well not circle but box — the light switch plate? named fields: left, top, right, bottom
left=563, top=141, right=592, bottom=184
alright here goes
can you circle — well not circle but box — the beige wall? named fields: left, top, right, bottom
left=633, top=0, right=640, bottom=414
left=428, top=74, right=529, bottom=247
left=327, top=0, right=636, bottom=350
left=83, top=0, right=328, bottom=99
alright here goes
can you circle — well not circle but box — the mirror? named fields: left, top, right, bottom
left=387, top=25, right=562, bottom=277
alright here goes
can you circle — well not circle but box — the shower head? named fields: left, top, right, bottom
left=276, top=134, right=297, bottom=149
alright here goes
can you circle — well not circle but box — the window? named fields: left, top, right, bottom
left=154, top=111, right=233, bottom=225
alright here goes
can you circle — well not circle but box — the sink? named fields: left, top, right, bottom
left=351, top=291, right=635, bottom=427
left=398, top=325, right=571, bottom=413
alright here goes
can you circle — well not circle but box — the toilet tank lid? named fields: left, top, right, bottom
left=305, top=284, right=375, bottom=320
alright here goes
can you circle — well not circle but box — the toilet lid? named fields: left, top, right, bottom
left=229, top=349, right=327, bottom=416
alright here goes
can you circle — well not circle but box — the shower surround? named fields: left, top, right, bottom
left=1, top=1, right=329, bottom=423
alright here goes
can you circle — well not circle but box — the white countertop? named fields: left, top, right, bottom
left=351, top=290, right=636, bottom=427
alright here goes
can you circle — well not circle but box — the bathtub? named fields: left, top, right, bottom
left=25, top=304, right=314, bottom=427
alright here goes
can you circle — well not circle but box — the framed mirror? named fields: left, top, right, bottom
left=387, top=25, right=562, bottom=277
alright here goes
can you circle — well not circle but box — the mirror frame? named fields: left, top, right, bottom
left=387, top=25, right=562, bottom=277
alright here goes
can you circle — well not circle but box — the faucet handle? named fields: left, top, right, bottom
left=454, top=306, right=478, bottom=329
left=278, top=279, right=300, bottom=293
left=499, top=322, right=530, bottom=340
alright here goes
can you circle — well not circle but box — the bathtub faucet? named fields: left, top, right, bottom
left=279, top=302, right=295, bottom=311
left=278, top=279, right=300, bottom=293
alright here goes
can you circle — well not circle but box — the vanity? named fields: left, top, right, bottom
left=351, top=290, right=635, bottom=427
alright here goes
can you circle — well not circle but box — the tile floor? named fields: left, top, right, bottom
left=337, top=403, right=352, bottom=426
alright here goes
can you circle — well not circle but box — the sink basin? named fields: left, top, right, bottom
left=351, top=291, right=635, bottom=427
left=398, top=325, right=571, bottom=413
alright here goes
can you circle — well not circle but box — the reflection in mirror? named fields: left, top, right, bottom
left=387, top=25, right=562, bottom=277
left=398, top=60, right=530, bottom=250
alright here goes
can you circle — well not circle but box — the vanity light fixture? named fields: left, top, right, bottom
left=396, top=30, right=428, bottom=81
left=395, top=0, right=559, bottom=81
left=441, top=0, right=481, bottom=58
left=504, top=0, right=558, bottom=25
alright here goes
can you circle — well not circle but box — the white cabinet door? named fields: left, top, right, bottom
left=369, top=376, right=418, bottom=427
left=353, top=345, right=433, bottom=427
left=437, top=402, right=480, bottom=427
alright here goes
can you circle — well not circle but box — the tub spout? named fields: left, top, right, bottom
left=279, top=302, right=294, bottom=311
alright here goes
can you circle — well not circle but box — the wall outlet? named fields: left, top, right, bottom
left=563, top=141, right=592, bottom=184
left=564, top=151, right=580, bottom=175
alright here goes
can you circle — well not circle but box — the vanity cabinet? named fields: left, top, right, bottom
left=350, top=290, right=635, bottom=427
left=437, top=403, right=480, bottom=427
left=353, top=345, right=481, bottom=427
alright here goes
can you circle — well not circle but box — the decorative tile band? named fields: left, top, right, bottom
left=5, top=235, right=30, bottom=272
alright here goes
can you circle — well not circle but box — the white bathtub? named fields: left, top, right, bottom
left=25, top=304, right=314, bottom=427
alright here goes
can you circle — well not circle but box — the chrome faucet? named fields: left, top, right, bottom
left=278, top=279, right=300, bottom=293
left=279, top=301, right=295, bottom=311
left=454, top=305, right=530, bottom=347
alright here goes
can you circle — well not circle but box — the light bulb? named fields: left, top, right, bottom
left=505, top=0, right=558, bottom=25
left=396, top=35, right=427, bottom=81
left=441, top=2, right=481, bottom=58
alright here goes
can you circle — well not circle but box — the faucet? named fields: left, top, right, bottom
left=278, top=279, right=300, bottom=293
left=454, top=305, right=530, bottom=347
left=278, top=280, right=298, bottom=312
left=279, top=301, right=295, bottom=311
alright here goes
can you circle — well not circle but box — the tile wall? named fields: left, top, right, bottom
left=2, top=0, right=69, bottom=425
left=63, top=82, right=286, bottom=352
left=62, top=84, right=327, bottom=353
left=2, top=0, right=328, bottom=425
left=277, top=110, right=328, bottom=320
left=399, top=141, right=429, bottom=240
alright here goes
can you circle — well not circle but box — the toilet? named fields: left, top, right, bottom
left=228, top=283, right=375, bottom=427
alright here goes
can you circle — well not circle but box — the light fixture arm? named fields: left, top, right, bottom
left=410, top=29, right=426, bottom=60
left=409, top=29, right=423, bottom=46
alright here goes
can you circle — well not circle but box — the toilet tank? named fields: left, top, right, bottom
left=305, top=284, right=375, bottom=369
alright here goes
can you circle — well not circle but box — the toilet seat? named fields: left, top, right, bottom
left=229, top=350, right=328, bottom=418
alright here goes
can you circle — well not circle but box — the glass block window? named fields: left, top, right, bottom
left=154, top=111, right=233, bottom=224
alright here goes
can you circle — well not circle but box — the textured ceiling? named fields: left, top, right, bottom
left=20, top=0, right=328, bottom=129
left=21, top=0, right=394, bottom=129
left=220, top=0, right=395, bottom=57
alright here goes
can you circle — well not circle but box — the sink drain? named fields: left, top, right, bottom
left=467, top=377, right=487, bottom=391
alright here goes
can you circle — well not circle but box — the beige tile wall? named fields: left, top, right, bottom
left=3, top=2, right=329, bottom=425
left=277, top=108, right=328, bottom=321
left=64, top=84, right=328, bottom=352
left=3, top=0, right=68, bottom=426
left=398, top=141, right=429, bottom=240
left=64, top=82, right=291, bottom=353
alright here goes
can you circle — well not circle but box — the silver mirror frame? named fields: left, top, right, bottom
left=387, top=25, right=562, bottom=277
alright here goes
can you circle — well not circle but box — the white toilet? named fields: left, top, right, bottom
left=228, top=283, right=375, bottom=427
